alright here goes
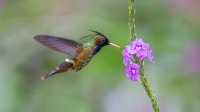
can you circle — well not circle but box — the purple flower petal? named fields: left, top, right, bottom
left=148, top=50, right=155, bottom=63
left=122, top=46, right=134, bottom=65
left=125, top=63, right=140, bottom=81
left=130, top=38, right=155, bottom=63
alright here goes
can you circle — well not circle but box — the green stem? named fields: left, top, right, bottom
left=140, top=74, right=160, bottom=112
left=129, top=1, right=161, bottom=112
left=129, top=0, right=136, bottom=41
left=134, top=56, right=160, bottom=112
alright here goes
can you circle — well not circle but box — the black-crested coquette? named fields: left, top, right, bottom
left=34, top=30, right=120, bottom=80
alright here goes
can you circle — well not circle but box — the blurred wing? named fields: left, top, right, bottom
left=34, top=35, right=83, bottom=58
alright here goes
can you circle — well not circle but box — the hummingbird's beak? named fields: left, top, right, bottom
left=108, top=42, right=120, bottom=48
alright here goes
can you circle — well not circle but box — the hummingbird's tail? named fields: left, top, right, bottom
left=41, top=61, right=73, bottom=80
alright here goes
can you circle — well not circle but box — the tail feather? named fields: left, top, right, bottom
left=41, top=61, right=73, bottom=80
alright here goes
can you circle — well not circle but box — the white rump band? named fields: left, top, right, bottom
left=65, top=58, right=75, bottom=64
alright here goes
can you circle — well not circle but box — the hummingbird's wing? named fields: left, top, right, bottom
left=34, top=35, right=83, bottom=58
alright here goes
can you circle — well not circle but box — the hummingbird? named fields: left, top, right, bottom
left=34, top=30, right=120, bottom=80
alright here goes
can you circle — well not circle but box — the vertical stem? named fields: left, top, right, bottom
left=140, top=75, right=160, bottom=112
left=129, top=1, right=161, bottom=112
left=129, top=0, right=136, bottom=40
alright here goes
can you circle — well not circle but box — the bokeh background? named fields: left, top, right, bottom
left=0, top=0, right=200, bottom=112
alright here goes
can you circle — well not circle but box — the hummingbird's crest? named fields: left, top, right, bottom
left=89, top=30, right=108, bottom=39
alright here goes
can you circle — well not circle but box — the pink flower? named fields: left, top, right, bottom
left=122, top=38, right=154, bottom=64
left=122, top=38, right=155, bottom=81
left=130, top=38, right=154, bottom=63
left=122, top=46, right=133, bottom=65
left=126, top=63, right=140, bottom=81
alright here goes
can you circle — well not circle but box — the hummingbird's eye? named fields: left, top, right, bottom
left=100, top=39, right=106, bottom=44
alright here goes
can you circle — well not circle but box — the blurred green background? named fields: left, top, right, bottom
left=0, top=0, right=200, bottom=112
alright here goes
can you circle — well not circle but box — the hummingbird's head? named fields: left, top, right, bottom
left=91, top=30, right=120, bottom=48
left=90, top=30, right=120, bottom=55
